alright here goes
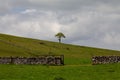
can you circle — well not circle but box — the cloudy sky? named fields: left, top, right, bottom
left=0, top=0, right=120, bottom=50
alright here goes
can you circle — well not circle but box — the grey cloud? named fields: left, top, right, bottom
left=26, top=0, right=120, bottom=12
left=0, top=0, right=13, bottom=14
left=0, top=0, right=120, bottom=50
left=1, top=0, right=120, bottom=13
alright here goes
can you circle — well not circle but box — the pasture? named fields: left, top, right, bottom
left=0, top=64, right=120, bottom=80
left=0, top=33, right=120, bottom=80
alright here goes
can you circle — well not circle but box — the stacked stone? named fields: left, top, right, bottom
left=0, top=55, right=64, bottom=65
left=0, top=57, right=11, bottom=64
left=92, top=56, right=120, bottom=65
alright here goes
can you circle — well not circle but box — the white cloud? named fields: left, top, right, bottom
left=21, top=9, right=37, bottom=14
left=0, top=0, right=120, bottom=50
left=0, top=10, right=62, bottom=40
left=103, top=33, right=120, bottom=45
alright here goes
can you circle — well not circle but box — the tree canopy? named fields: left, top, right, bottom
left=55, top=32, right=66, bottom=43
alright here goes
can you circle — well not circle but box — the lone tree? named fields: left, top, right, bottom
left=55, top=32, right=66, bottom=43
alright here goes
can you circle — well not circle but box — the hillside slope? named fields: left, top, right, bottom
left=0, top=33, right=120, bottom=65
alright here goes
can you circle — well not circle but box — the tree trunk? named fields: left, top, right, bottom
left=58, top=38, right=61, bottom=43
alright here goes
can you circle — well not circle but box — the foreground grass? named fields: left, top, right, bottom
left=0, top=64, right=120, bottom=80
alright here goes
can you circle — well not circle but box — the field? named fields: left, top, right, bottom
left=0, top=64, right=120, bottom=80
left=0, top=33, right=120, bottom=80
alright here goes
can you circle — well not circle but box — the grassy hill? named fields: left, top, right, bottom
left=0, top=33, right=120, bottom=65
left=1, top=33, right=120, bottom=80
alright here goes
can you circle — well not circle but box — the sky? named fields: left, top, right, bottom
left=0, top=0, right=120, bottom=50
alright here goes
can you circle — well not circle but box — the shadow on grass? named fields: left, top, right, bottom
left=54, top=76, right=66, bottom=80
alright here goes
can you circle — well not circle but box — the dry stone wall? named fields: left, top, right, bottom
left=0, top=55, right=64, bottom=65
left=92, top=56, right=120, bottom=65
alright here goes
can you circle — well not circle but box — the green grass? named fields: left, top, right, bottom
left=0, top=33, right=120, bottom=80
left=0, top=64, right=120, bottom=80
left=0, top=33, right=120, bottom=65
